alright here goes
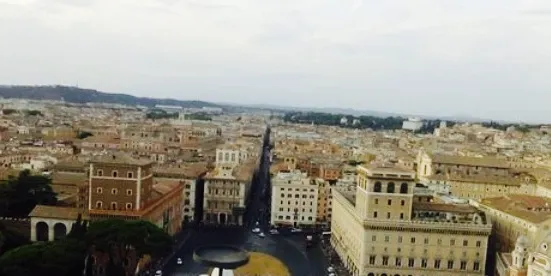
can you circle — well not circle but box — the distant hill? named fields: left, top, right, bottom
left=0, top=85, right=219, bottom=108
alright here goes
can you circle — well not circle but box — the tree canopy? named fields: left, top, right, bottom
left=0, top=170, right=57, bottom=218
left=0, top=218, right=172, bottom=276
left=85, top=219, right=173, bottom=275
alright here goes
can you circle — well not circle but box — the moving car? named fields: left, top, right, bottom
left=291, top=228, right=302, bottom=233
left=155, top=270, right=162, bottom=276
left=269, top=229, right=279, bottom=235
left=327, top=266, right=335, bottom=273
left=252, top=227, right=261, bottom=233
left=258, top=232, right=266, bottom=238
left=176, top=258, right=183, bottom=265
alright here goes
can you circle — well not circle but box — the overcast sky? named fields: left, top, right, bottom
left=1, top=0, right=550, bottom=122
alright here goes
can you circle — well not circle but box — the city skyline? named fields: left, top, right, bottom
left=1, top=0, right=551, bottom=122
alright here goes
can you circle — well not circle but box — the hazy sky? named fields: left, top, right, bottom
left=1, top=0, right=551, bottom=122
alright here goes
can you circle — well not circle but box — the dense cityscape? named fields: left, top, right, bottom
left=0, top=96, right=548, bottom=276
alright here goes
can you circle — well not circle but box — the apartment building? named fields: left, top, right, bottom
left=86, top=153, right=183, bottom=235
left=474, top=194, right=551, bottom=252
left=203, top=159, right=256, bottom=225
left=270, top=170, right=319, bottom=227
left=317, top=179, right=334, bottom=225
left=331, top=165, right=491, bottom=276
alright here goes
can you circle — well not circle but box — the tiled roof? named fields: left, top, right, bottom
left=480, top=194, right=551, bottom=224
left=29, top=205, right=89, bottom=220
left=429, top=153, right=509, bottom=168
left=91, top=152, right=152, bottom=166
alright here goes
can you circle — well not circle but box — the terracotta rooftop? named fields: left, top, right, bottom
left=429, top=153, right=509, bottom=168
left=91, top=152, right=152, bottom=166
left=29, top=205, right=89, bottom=220
left=152, top=181, right=181, bottom=195
left=480, top=194, right=551, bottom=224
left=153, top=162, right=209, bottom=178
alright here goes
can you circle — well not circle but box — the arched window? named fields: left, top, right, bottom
left=96, top=201, right=103, bottom=209
left=374, top=182, right=382, bottom=193
left=112, top=171, right=118, bottom=177
left=387, top=182, right=395, bottom=193
left=400, top=183, right=408, bottom=194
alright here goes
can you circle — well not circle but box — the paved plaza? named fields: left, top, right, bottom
left=163, top=227, right=329, bottom=276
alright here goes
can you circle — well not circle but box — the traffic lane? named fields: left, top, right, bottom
left=164, top=229, right=327, bottom=276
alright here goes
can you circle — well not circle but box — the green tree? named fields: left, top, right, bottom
left=0, top=170, right=57, bottom=217
left=85, top=219, right=173, bottom=276
left=0, top=238, right=86, bottom=276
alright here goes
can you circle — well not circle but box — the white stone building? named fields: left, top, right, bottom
left=270, top=170, right=319, bottom=227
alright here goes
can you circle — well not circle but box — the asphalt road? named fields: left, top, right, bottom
left=163, top=227, right=329, bottom=276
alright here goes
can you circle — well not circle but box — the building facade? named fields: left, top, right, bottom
left=270, top=170, right=319, bottom=227
left=331, top=165, right=492, bottom=276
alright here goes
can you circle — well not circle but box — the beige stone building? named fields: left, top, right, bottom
left=270, top=170, right=319, bottom=227
left=474, top=194, right=551, bottom=253
left=496, top=233, right=551, bottom=276
left=331, top=165, right=492, bottom=276
left=203, top=159, right=256, bottom=225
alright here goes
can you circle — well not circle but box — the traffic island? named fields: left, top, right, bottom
left=193, top=245, right=250, bottom=276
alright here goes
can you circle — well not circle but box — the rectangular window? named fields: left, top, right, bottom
left=127, top=172, right=133, bottom=178
left=398, top=236, right=402, bottom=243
left=421, top=259, right=427, bottom=268
left=372, top=235, right=377, bottom=242
left=388, top=199, right=392, bottom=205
left=369, top=255, right=376, bottom=265
left=473, top=261, right=480, bottom=271
left=476, top=241, right=481, bottom=247
left=373, top=212, right=378, bottom=218
left=382, top=256, right=389, bottom=266
left=463, top=240, right=468, bottom=246
left=385, top=236, right=389, bottom=242
left=400, top=213, right=404, bottom=219
left=375, top=198, right=378, bottom=204
left=387, top=212, right=390, bottom=219
left=401, top=200, right=405, bottom=206
left=395, top=257, right=401, bottom=267
left=434, top=259, right=441, bottom=269
left=424, top=238, right=429, bottom=244
left=460, top=261, right=467, bottom=270
left=408, top=258, right=414, bottom=267
left=447, top=260, right=454, bottom=269
left=450, top=239, right=456, bottom=246
left=437, top=239, right=442, bottom=245
left=411, top=237, right=416, bottom=244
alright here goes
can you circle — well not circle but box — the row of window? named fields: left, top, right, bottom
left=96, top=170, right=134, bottom=178
left=368, top=256, right=480, bottom=271
left=373, top=182, right=409, bottom=194
left=374, top=199, right=406, bottom=206
left=207, top=188, right=240, bottom=196
left=96, top=187, right=133, bottom=196
left=278, top=207, right=315, bottom=213
left=280, top=200, right=315, bottom=206
left=371, top=235, right=482, bottom=247
left=279, top=187, right=316, bottom=192
left=95, top=201, right=133, bottom=210
left=276, top=215, right=314, bottom=221
left=281, top=194, right=316, bottom=199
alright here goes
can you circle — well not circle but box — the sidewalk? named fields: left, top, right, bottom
left=320, top=240, right=350, bottom=276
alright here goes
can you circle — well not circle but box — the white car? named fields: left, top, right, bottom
left=269, top=229, right=279, bottom=235
left=327, top=266, right=335, bottom=273
left=291, top=228, right=302, bottom=233
left=258, top=232, right=266, bottom=238
left=155, top=270, right=162, bottom=276
left=252, top=227, right=261, bottom=233
left=177, top=258, right=183, bottom=265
